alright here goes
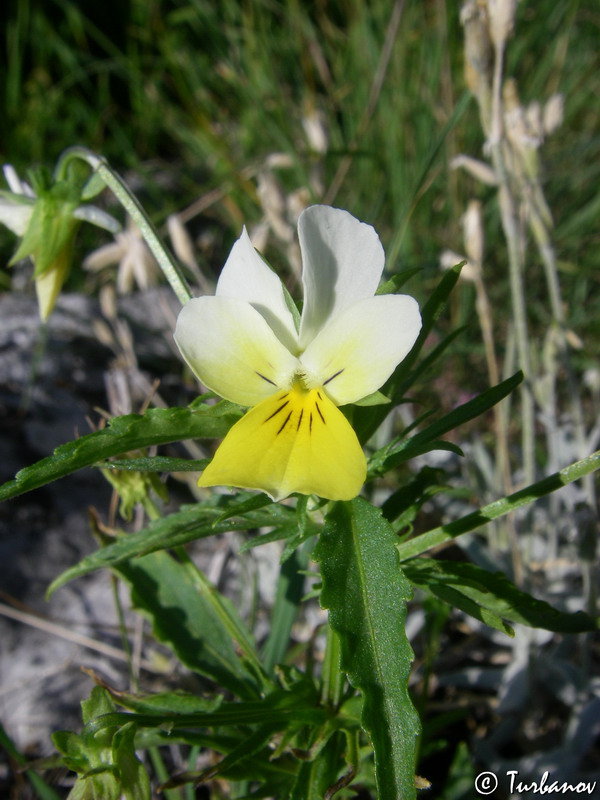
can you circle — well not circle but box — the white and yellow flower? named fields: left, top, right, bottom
left=174, top=205, right=421, bottom=501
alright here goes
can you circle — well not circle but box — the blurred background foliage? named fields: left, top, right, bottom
left=0, top=0, right=598, bottom=398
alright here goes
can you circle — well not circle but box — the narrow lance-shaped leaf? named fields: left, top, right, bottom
left=314, top=498, right=420, bottom=800
left=0, top=402, right=243, bottom=502
left=47, top=500, right=298, bottom=596
left=114, top=549, right=263, bottom=700
left=404, top=558, right=599, bottom=634
left=368, top=371, right=523, bottom=476
left=396, top=451, right=600, bottom=561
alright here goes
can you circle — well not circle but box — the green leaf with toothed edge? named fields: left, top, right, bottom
left=46, top=497, right=298, bottom=597
left=314, top=498, right=420, bottom=800
left=403, top=558, right=599, bottom=634
left=0, top=402, right=243, bottom=502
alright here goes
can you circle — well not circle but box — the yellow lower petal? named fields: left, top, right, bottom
left=198, top=385, right=366, bottom=501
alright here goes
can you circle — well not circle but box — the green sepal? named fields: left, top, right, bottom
left=10, top=176, right=80, bottom=277
left=52, top=688, right=151, bottom=800
left=353, top=389, right=391, bottom=407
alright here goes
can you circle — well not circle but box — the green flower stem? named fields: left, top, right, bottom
left=55, top=147, right=192, bottom=306
left=396, top=451, right=600, bottom=562
left=320, top=624, right=344, bottom=709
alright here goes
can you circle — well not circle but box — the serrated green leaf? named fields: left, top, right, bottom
left=115, top=550, right=261, bottom=699
left=82, top=686, right=117, bottom=725
left=213, top=492, right=274, bottom=522
left=314, top=498, right=420, bottom=800
left=103, top=690, right=222, bottom=716
left=85, top=684, right=326, bottom=737
left=404, top=558, right=599, bottom=633
left=47, top=500, right=297, bottom=595
left=0, top=402, right=243, bottom=502
left=396, top=451, right=600, bottom=560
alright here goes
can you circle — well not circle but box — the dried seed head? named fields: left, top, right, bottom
left=264, top=152, right=294, bottom=169
left=287, top=188, right=310, bottom=223
left=450, top=154, right=498, bottom=185
left=504, top=79, right=543, bottom=155
left=167, top=214, right=196, bottom=271
left=525, top=101, right=544, bottom=142
left=462, top=199, right=485, bottom=267
left=248, top=222, right=270, bottom=252
left=543, top=94, right=564, bottom=135
left=461, top=1, right=493, bottom=129
left=486, top=0, right=517, bottom=49
left=99, top=285, right=118, bottom=323
left=302, top=108, right=329, bottom=155
left=257, top=170, right=294, bottom=243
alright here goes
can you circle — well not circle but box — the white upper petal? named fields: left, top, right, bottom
left=174, top=296, right=299, bottom=407
left=299, top=294, right=422, bottom=405
left=298, top=205, right=385, bottom=347
left=0, top=197, right=34, bottom=236
left=216, top=227, right=298, bottom=353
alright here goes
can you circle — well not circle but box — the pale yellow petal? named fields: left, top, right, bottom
left=35, top=256, right=70, bottom=321
left=298, top=205, right=385, bottom=347
left=299, top=294, right=422, bottom=405
left=216, top=227, right=298, bottom=352
left=198, top=385, right=366, bottom=501
left=174, top=296, right=298, bottom=407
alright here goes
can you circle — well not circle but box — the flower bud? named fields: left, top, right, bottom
left=461, top=1, right=494, bottom=130
left=543, top=94, right=564, bottom=136
left=486, top=0, right=517, bottom=50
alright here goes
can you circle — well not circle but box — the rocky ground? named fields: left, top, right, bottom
left=0, top=290, right=598, bottom=799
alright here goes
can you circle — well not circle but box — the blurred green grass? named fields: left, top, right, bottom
left=1, top=0, right=598, bottom=359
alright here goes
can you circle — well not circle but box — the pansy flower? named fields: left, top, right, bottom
left=174, top=205, right=421, bottom=501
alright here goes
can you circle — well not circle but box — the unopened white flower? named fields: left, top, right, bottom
left=83, top=218, right=160, bottom=293
left=2, top=164, right=120, bottom=319
left=174, top=205, right=422, bottom=501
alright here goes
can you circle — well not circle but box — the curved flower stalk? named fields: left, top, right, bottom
left=175, top=205, right=422, bottom=501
